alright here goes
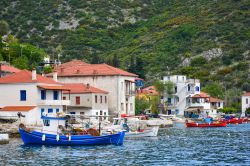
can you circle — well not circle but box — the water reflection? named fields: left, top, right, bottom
left=0, top=123, right=249, bottom=165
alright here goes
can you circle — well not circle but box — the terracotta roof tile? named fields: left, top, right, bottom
left=0, top=70, right=59, bottom=84
left=38, top=85, right=70, bottom=90
left=210, top=97, right=223, bottom=102
left=0, top=106, right=36, bottom=112
left=192, top=91, right=210, bottom=98
left=0, top=64, right=20, bottom=73
left=137, top=86, right=159, bottom=95
left=50, top=60, right=137, bottom=77
left=242, top=92, right=250, bottom=96
left=63, top=83, right=108, bottom=94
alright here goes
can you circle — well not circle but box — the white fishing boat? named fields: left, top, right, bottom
left=104, top=117, right=159, bottom=137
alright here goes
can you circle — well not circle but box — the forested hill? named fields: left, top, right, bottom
left=0, top=0, right=249, bottom=96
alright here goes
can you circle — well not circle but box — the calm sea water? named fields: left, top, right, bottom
left=0, top=123, right=249, bottom=166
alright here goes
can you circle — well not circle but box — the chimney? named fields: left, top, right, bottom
left=32, top=68, right=36, bottom=80
left=86, top=83, right=90, bottom=89
left=53, top=71, right=58, bottom=82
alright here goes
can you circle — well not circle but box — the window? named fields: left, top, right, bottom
left=96, top=112, right=98, bottom=119
left=195, top=86, right=200, bottom=92
left=104, top=112, right=107, bottom=120
left=53, top=91, right=58, bottom=100
left=168, top=98, right=171, bottom=103
left=175, top=86, right=177, bottom=93
left=80, top=112, right=85, bottom=115
left=56, top=108, right=59, bottom=113
left=247, top=98, right=249, bottom=104
left=41, top=108, right=45, bottom=117
left=105, top=96, right=107, bottom=103
left=218, top=102, right=221, bottom=107
left=70, top=112, right=75, bottom=114
left=41, top=90, right=46, bottom=100
left=95, top=95, right=98, bottom=103
left=188, top=85, right=191, bottom=91
left=121, top=103, right=124, bottom=111
left=43, top=120, right=50, bottom=126
left=48, top=108, right=53, bottom=113
left=63, top=96, right=66, bottom=100
left=76, top=96, right=80, bottom=105
left=20, top=90, right=26, bottom=101
left=100, top=96, right=103, bottom=103
left=130, top=103, right=133, bottom=111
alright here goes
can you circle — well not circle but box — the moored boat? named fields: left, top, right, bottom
left=19, top=115, right=125, bottom=146
left=186, top=121, right=227, bottom=128
left=221, top=116, right=248, bottom=124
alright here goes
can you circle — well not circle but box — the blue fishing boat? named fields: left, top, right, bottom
left=19, top=115, right=125, bottom=146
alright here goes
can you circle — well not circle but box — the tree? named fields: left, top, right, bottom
left=150, top=96, right=159, bottom=115
left=242, top=82, right=250, bottom=92
left=135, top=97, right=150, bottom=115
left=13, top=56, right=29, bottom=69
left=43, top=65, right=53, bottom=74
left=0, top=20, right=9, bottom=36
left=202, top=82, right=224, bottom=99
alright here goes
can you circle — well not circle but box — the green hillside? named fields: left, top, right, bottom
left=0, top=0, right=249, bottom=104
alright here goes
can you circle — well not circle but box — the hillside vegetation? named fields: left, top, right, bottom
left=0, top=0, right=249, bottom=107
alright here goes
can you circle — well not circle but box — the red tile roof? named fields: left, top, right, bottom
left=210, top=97, right=223, bottom=102
left=192, top=91, right=210, bottom=98
left=242, top=92, right=250, bottom=96
left=0, top=106, right=36, bottom=112
left=0, top=64, right=20, bottom=73
left=0, top=70, right=59, bottom=84
left=38, top=85, right=70, bottom=91
left=137, top=86, right=159, bottom=95
left=63, top=83, right=108, bottom=94
left=50, top=60, right=137, bottom=77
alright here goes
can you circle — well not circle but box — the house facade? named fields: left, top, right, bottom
left=242, top=92, right=250, bottom=116
left=162, top=75, right=223, bottom=117
left=0, top=70, right=70, bottom=125
left=62, top=83, right=109, bottom=118
left=162, top=75, right=201, bottom=115
left=48, top=60, right=137, bottom=116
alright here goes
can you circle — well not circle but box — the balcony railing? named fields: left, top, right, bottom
left=37, top=100, right=71, bottom=106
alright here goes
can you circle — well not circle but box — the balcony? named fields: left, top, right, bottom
left=187, top=102, right=210, bottom=110
left=37, top=100, right=71, bottom=106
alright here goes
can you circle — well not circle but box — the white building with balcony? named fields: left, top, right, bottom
left=162, top=75, right=200, bottom=115
left=62, top=83, right=109, bottom=119
left=242, top=92, right=250, bottom=116
left=47, top=60, right=137, bottom=116
left=0, top=70, right=70, bottom=125
left=162, top=75, right=223, bottom=117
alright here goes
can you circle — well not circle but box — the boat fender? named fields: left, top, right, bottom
left=56, top=134, right=60, bottom=141
left=68, top=135, right=71, bottom=141
left=196, top=123, right=198, bottom=126
left=209, top=122, right=211, bottom=125
left=42, top=134, right=46, bottom=141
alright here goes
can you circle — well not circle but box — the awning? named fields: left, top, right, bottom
left=37, top=85, right=70, bottom=91
left=0, top=106, right=36, bottom=112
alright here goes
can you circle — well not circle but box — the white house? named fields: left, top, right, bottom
left=62, top=83, right=109, bottom=119
left=162, top=75, right=223, bottom=117
left=47, top=60, right=137, bottom=116
left=242, top=92, right=250, bottom=116
left=162, top=75, right=201, bottom=115
left=0, top=69, right=70, bottom=125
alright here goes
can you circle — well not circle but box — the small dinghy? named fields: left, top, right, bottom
left=19, top=116, right=125, bottom=146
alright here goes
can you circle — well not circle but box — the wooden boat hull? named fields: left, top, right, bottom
left=126, top=126, right=159, bottom=137
left=186, top=122, right=227, bottom=128
left=19, top=128, right=125, bottom=146
left=223, top=118, right=248, bottom=124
